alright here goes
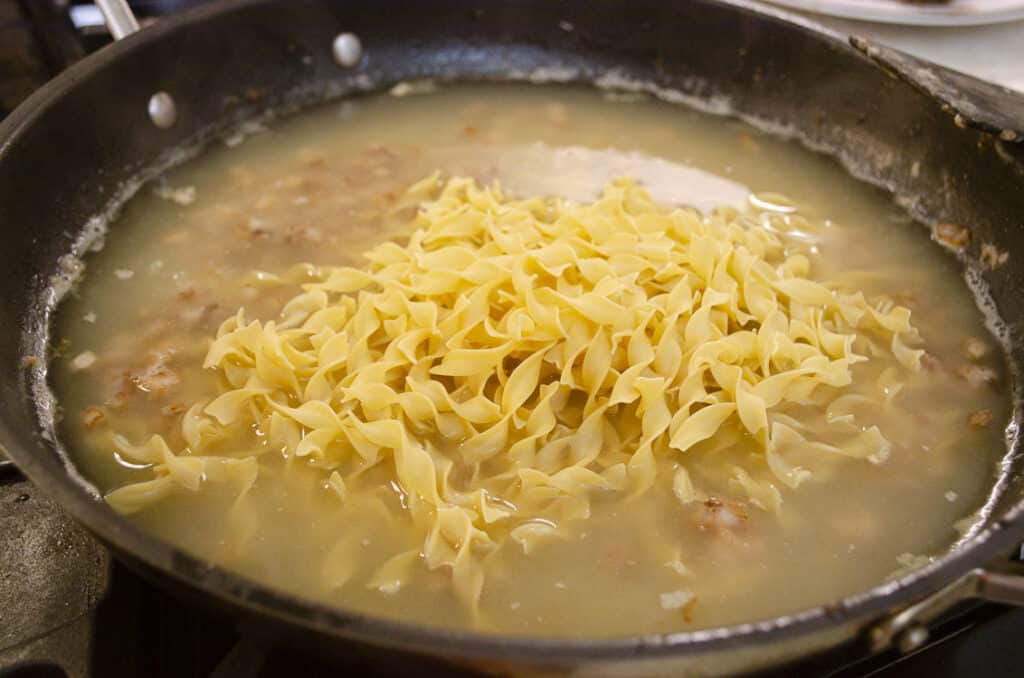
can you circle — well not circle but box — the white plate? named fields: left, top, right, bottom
left=765, top=0, right=1024, bottom=25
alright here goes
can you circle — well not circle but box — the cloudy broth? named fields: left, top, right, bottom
left=51, top=84, right=1008, bottom=636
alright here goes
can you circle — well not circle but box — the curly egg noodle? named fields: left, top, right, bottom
left=105, top=175, right=923, bottom=610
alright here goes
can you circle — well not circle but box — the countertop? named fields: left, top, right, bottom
left=790, top=10, right=1024, bottom=92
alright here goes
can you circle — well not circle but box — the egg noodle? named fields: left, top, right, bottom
left=104, top=175, right=922, bottom=611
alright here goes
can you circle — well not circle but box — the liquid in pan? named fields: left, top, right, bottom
left=50, top=85, right=1009, bottom=637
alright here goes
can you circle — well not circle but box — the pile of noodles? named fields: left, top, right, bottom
left=105, top=175, right=923, bottom=610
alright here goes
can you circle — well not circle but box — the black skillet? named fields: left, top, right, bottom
left=2, top=0, right=1024, bottom=674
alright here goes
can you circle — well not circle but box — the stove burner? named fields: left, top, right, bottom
left=0, top=475, right=107, bottom=678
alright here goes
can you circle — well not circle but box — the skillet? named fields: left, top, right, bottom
left=3, top=0, right=1024, bottom=674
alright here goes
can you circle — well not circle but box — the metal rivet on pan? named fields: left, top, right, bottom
left=333, top=33, right=362, bottom=68
left=148, top=91, right=177, bottom=129
left=896, top=624, right=929, bottom=654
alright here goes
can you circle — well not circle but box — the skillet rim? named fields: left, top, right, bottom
left=2, top=0, right=1023, bottom=664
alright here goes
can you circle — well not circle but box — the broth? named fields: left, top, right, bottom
left=50, top=84, right=1009, bottom=636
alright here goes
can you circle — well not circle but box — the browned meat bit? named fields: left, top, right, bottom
left=243, top=218, right=271, bottom=239
left=297, top=148, right=326, bottom=168
left=364, top=144, right=398, bottom=161
left=980, top=243, right=1009, bottom=270
left=161, top=403, right=186, bottom=417
left=955, top=363, right=998, bottom=388
left=129, top=350, right=181, bottom=395
left=968, top=409, right=994, bottom=429
left=659, top=589, right=698, bottom=622
left=108, top=351, right=180, bottom=407
left=696, top=498, right=749, bottom=539
left=285, top=226, right=324, bottom=245
left=964, top=337, right=989, bottom=361
left=934, top=222, right=969, bottom=249
left=680, top=596, right=698, bottom=623
left=52, top=337, right=72, bottom=358
left=920, top=352, right=942, bottom=372
left=81, top=406, right=106, bottom=429
left=675, top=594, right=699, bottom=623
left=20, top=355, right=40, bottom=369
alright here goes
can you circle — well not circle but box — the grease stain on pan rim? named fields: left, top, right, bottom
left=19, top=71, right=1024, bottom=660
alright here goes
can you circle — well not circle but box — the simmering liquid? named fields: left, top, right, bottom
left=51, top=84, right=1009, bottom=636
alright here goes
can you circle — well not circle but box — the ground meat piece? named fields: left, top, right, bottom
left=934, top=223, right=969, bottom=249
left=364, top=144, right=399, bottom=161
left=680, top=597, right=698, bottom=623
left=285, top=226, right=324, bottom=245
left=299, top=151, right=326, bottom=169
left=955, top=363, right=998, bottom=388
left=81, top=406, right=106, bottom=429
left=696, top=498, right=749, bottom=533
left=920, top=352, right=943, bottom=372
left=659, top=589, right=698, bottom=623
left=161, top=403, right=186, bottom=417
left=968, top=409, right=994, bottom=428
left=52, top=338, right=72, bottom=358
left=689, top=498, right=756, bottom=550
left=135, top=352, right=180, bottom=393
left=964, top=337, right=989, bottom=361
left=155, top=185, right=196, bottom=206
left=980, top=243, right=1009, bottom=270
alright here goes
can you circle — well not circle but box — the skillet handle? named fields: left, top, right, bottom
left=95, top=0, right=140, bottom=41
left=869, top=562, right=1024, bottom=654
left=93, top=0, right=177, bottom=128
left=849, top=35, right=1024, bottom=143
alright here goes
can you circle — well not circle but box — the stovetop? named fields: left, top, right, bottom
left=2, top=2, right=1023, bottom=676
